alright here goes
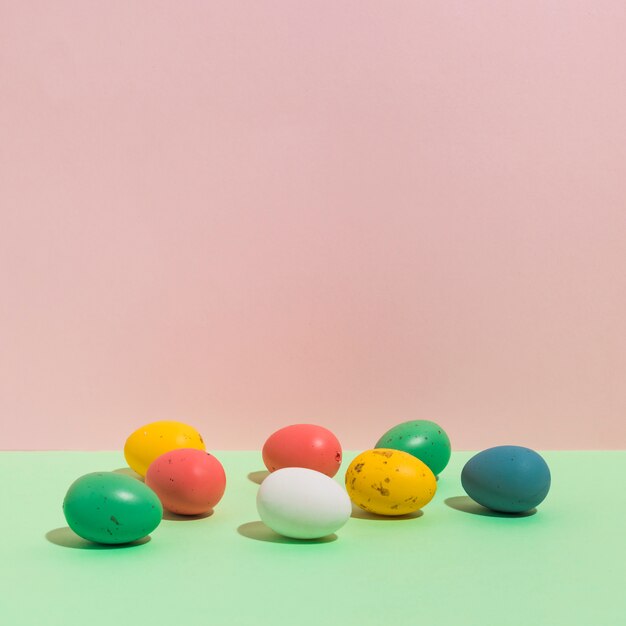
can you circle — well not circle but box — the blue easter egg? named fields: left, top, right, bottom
left=461, top=446, right=551, bottom=513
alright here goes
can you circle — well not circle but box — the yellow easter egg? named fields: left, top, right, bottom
left=123, top=420, right=206, bottom=477
left=345, top=448, right=437, bottom=516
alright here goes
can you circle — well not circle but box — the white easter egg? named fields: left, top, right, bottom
left=256, top=467, right=351, bottom=539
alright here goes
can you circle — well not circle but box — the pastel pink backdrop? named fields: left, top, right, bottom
left=1, top=1, right=625, bottom=451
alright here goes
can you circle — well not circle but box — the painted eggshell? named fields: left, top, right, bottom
left=256, top=467, right=351, bottom=539
left=262, top=424, right=342, bottom=477
left=345, top=449, right=437, bottom=516
left=124, top=420, right=206, bottom=477
left=146, top=448, right=226, bottom=515
left=63, top=472, right=163, bottom=544
left=461, top=446, right=551, bottom=513
left=375, top=420, right=451, bottom=476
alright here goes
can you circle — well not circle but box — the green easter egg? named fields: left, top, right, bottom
left=375, top=420, right=451, bottom=476
left=63, top=472, right=162, bottom=544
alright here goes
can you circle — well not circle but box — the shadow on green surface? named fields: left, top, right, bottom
left=112, top=467, right=144, bottom=481
left=45, top=527, right=151, bottom=549
left=237, top=521, right=338, bottom=544
left=444, top=496, right=537, bottom=517
left=350, top=503, right=423, bottom=521
left=162, top=509, right=214, bottom=521
left=247, top=470, right=270, bottom=484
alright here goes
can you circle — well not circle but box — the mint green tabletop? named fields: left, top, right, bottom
left=1, top=451, right=624, bottom=625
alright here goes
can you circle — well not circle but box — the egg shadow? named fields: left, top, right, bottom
left=237, top=521, right=338, bottom=544
left=350, top=503, right=424, bottom=521
left=162, top=509, right=214, bottom=521
left=112, top=467, right=144, bottom=481
left=444, top=496, right=537, bottom=518
left=45, top=527, right=151, bottom=550
left=247, top=470, right=270, bottom=485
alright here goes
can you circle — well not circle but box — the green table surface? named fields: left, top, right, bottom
left=1, top=451, right=624, bottom=626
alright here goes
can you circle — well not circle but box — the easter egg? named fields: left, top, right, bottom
left=63, top=472, right=163, bottom=544
left=256, top=467, right=351, bottom=539
left=145, top=448, right=226, bottom=515
left=262, top=424, right=342, bottom=477
left=345, top=449, right=437, bottom=516
left=375, top=420, right=451, bottom=476
left=124, top=420, right=206, bottom=477
left=461, top=446, right=551, bottom=513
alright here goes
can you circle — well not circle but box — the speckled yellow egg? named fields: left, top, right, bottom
left=345, top=448, right=437, bottom=516
left=124, top=421, right=206, bottom=477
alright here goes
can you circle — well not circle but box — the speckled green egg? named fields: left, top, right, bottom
left=63, top=472, right=163, bottom=544
left=375, top=420, right=451, bottom=476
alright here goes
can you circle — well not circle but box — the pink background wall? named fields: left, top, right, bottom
left=1, top=1, right=625, bottom=451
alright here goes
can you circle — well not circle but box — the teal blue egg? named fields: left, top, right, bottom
left=461, top=446, right=551, bottom=513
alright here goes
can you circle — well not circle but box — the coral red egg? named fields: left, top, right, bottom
left=262, top=424, right=343, bottom=477
left=145, top=448, right=226, bottom=515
